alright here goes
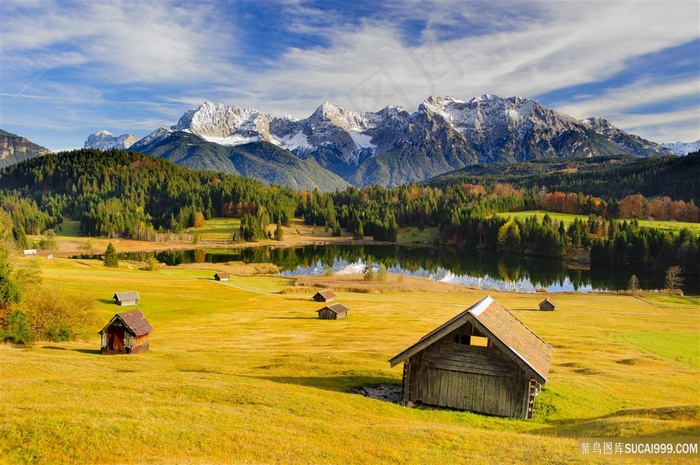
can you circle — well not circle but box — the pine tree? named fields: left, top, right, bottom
left=103, top=242, right=119, bottom=268
left=363, top=264, right=375, bottom=281
left=377, top=263, right=388, bottom=282
left=628, top=274, right=639, bottom=295
left=274, top=220, right=283, bottom=241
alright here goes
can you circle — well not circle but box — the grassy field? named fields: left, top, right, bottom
left=1, top=255, right=699, bottom=464
left=497, top=211, right=700, bottom=234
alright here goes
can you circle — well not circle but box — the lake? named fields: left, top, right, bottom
left=77, top=243, right=698, bottom=295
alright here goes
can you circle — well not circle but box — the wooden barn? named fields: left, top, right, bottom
left=389, top=296, right=552, bottom=419
left=316, top=303, right=349, bottom=319
left=539, top=297, right=556, bottom=311
left=214, top=272, right=230, bottom=282
left=312, top=289, right=336, bottom=302
left=113, top=291, right=140, bottom=306
left=99, top=309, right=153, bottom=355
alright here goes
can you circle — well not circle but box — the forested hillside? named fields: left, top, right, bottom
left=0, top=149, right=298, bottom=241
left=428, top=152, right=700, bottom=203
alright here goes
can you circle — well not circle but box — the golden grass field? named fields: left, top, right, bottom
left=1, top=248, right=699, bottom=465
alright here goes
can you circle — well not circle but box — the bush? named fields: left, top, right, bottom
left=22, top=288, right=98, bottom=341
left=141, top=257, right=160, bottom=271
left=0, top=309, right=34, bottom=344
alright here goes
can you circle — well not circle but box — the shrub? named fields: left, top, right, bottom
left=22, top=288, right=98, bottom=341
left=142, top=257, right=160, bottom=271
left=0, top=309, right=34, bottom=344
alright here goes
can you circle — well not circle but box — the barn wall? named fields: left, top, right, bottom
left=404, top=325, right=530, bottom=418
left=317, top=309, right=336, bottom=319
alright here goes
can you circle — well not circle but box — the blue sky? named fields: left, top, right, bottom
left=1, top=0, right=698, bottom=152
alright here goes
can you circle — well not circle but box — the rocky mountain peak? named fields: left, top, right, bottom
left=308, top=101, right=369, bottom=131
left=84, top=130, right=138, bottom=150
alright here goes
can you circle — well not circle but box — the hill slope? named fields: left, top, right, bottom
left=0, top=128, right=52, bottom=168
left=427, top=152, right=700, bottom=202
left=130, top=131, right=349, bottom=191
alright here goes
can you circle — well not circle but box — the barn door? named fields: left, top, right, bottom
left=108, top=326, right=125, bottom=351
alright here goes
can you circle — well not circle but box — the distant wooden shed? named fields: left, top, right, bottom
left=214, top=272, right=230, bottom=282
left=312, top=289, right=336, bottom=302
left=99, top=309, right=153, bottom=354
left=316, top=303, right=349, bottom=320
left=389, top=296, right=553, bottom=419
left=539, top=298, right=556, bottom=311
left=113, top=291, right=140, bottom=306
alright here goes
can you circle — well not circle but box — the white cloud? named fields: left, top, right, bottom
left=1, top=0, right=241, bottom=85
left=1, top=0, right=698, bottom=145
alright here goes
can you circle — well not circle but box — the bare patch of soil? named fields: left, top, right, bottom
left=351, top=384, right=402, bottom=403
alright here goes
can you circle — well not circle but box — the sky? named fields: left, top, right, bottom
left=1, top=0, right=699, bottom=152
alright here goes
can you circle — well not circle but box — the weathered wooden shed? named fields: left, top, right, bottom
left=316, top=303, right=348, bottom=320
left=312, top=289, right=336, bottom=302
left=113, top=291, right=140, bottom=306
left=214, top=272, right=230, bottom=282
left=539, top=297, right=556, bottom=311
left=99, top=309, right=153, bottom=355
left=389, top=296, right=553, bottom=419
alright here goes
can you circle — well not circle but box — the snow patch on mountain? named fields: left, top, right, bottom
left=661, top=140, right=700, bottom=155
left=84, top=130, right=138, bottom=150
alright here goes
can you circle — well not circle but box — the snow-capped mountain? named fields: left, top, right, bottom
left=85, top=130, right=138, bottom=150
left=661, top=140, right=700, bottom=155
left=166, top=100, right=404, bottom=169
left=87, top=95, right=676, bottom=187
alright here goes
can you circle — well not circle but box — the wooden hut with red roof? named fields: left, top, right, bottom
left=389, top=296, right=552, bottom=419
left=99, top=309, right=153, bottom=355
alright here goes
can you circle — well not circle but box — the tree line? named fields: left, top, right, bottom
left=1, top=149, right=697, bottom=278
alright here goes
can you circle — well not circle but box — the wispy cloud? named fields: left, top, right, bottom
left=1, top=0, right=698, bottom=148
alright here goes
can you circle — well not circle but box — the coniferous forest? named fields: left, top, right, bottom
left=1, top=149, right=698, bottom=276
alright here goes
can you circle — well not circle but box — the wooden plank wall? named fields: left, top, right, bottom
left=404, top=325, right=531, bottom=418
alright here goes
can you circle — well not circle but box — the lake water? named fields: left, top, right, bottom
left=82, top=244, right=697, bottom=295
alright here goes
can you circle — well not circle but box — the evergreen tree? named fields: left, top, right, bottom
left=103, top=242, right=119, bottom=268
left=274, top=220, right=283, bottom=241
left=363, top=264, right=375, bottom=281
left=377, top=263, right=388, bottom=282
left=628, top=274, right=639, bottom=295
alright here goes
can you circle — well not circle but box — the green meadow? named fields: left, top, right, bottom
left=497, top=210, right=700, bottom=234
left=1, top=256, right=699, bottom=464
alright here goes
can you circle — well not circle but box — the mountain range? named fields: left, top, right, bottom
left=82, top=95, right=678, bottom=188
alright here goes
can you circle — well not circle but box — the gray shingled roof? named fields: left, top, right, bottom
left=314, top=289, right=336, bottom=300
left=113, top=291, right=140, bottom=302
left=389, top=296, right=553, bottom=384
left=317, top=303, right=349, bottom=314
